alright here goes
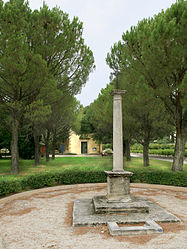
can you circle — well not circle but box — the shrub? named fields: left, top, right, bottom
left=0, top=179, right=23, bottom=196
left=58, top=170, right=106, bottom=185
left=131, top=143, right=143, bottom=150
left=149, top=149, right=174, bottom=156
left=131, top=147, right=187, bottom=157
left=131, top=170, right=187, bottom=187
left=102, top=144, right=113, bottom=150
left=131, top=143, right=177, bottom=150
left=156, top=137, right=173, bottom=144
left=149, top=144, right=175, bottom=150
left=131, top=143, right=187, bottom=151
left=25, top=173, right=58, bottom=189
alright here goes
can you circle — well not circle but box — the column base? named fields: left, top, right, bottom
left=104, top=171, right=133, bottom=203
left=92, top=195, right=149, bottom=214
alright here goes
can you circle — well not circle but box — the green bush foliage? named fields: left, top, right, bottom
left=149, top=144, right=175, bottom=149
left=0, top=179, right=23, bottom=196
left=131, top=143, right=143, bottom=150
left=131, top=143, right=187, bottom=151
left=131, top=148, right=187, bottom=157
left=102, top=144, right=113, bottom=150
left=131, top=170, right=187, bottom=187
left=0, top=170, right=186, bottom=197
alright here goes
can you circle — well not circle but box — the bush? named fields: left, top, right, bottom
left=131, top=143, right=177, bottom=150
left=156, top=136, right=173, bottom=144
left=102, top=144, right=113, bottom=150
left=149, top=144, right=175, bottom=150
left=58, top=171, right=106, bottom=185
left=25, top=173, right=59, bottom=189
left=0, top=170, right=187, bottom=197
left=149, top=149, right=174, bottom=156
left=0, top=179, right=23, bottom=196
left=131, top=143, right=143, bottom=150
left=131, top=148, right=187, bottom=157
left=131, top=170, right=187, bottom=187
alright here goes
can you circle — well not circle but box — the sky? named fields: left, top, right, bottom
left=27, top=0, right=176, bottom=106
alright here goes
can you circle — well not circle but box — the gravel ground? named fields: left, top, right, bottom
left=0, top=183, right=187, bottom=249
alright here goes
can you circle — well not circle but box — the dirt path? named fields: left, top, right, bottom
left=0, top=183, right=187, bottom=249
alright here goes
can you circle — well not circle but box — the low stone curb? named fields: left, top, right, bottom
left=107, top=219, right=163, bottom=236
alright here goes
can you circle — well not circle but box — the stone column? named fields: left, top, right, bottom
left=104, top=89, right=133, bottom=203
left=111, top=90, right=126, bottom=172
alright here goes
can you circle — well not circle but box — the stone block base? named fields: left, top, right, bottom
left=93, top=195, right=149, bottom=214
left=72, top=198, right=180, bottom=227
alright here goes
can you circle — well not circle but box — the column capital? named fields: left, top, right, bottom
left=110, top=89, right=126, bottom=96
left=104, top=171, right=133, bottom=177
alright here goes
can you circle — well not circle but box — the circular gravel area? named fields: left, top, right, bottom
left=0, top=183, right=187, bottom=249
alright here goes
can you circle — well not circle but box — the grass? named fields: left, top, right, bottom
left=0, top=156, right=186, bottom=181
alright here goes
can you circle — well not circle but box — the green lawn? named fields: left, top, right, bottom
left=1, top=156, right=186, bottom=180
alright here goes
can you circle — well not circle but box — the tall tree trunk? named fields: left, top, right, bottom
left=172, top=129, right=186, bottom=172
left=33, top=127, right=40, bottom=166
left=51, top=130, right=56, bottom=160
left=125, top=139, right=131, bottom=161
left=11, top=117, right=19, bottom=174
left=45, top=130, right=50, bottom=162
left=172, top=105, right=187, bottom=171
left=143, top=139, right=149, bottom=167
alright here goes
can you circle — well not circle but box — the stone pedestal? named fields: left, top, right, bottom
left=92, top=170, right=150, bottom=215
left=105, top=171, right=133, bottom=202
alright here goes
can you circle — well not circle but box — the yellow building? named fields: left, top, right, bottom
left=64, top=131, right=102, bottom=155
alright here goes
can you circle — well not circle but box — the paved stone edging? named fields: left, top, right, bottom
left=0, top=183, right=186, bottom=204
left=107, top=219, right=163, bottom=236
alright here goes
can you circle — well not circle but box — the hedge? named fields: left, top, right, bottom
left=149, top=144, right=175, bottom=149
left=130, top=170, right=187, bottom=186
left=131, top=143, right=187, bottom=150
left=0, top=169, right=187, bottom=197
left=0, top=179, right=23, bottom=196
left=131, top=149, right=187, bottom=157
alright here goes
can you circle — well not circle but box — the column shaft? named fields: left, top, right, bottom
left=113, top=94, right=123, bottom=171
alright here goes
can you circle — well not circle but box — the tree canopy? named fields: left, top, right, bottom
left=0, top=0, right=95, bottom=173
left=106, top=0, right=187, bottom=171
